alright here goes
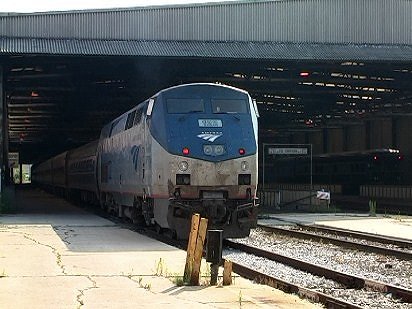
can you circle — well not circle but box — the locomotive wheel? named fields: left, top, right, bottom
left=131, top=197, right=144, bottom=225
left=142, top=198, right=154, bottom=226
left=106, top=194, right=118, bottom=217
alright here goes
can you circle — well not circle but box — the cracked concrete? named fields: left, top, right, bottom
left=76, top=275, right=98, bottom=308
left=0, top=189, right=321, bottom=308
left=22, top=233, right=68, bottom=275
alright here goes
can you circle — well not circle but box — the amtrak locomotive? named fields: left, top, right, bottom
left=32, top=83, right=260, bottom=239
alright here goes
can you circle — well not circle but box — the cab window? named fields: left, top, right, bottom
left=211, top=99, right=247, bottom=113
left=166, top=99, right=204, bottom=113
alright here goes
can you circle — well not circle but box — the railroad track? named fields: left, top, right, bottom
left=292, top=224, right=412, bottom=248
left=113, top=220, right=365, bottom=307
left=222, top=223, right=412, bottom=308
left=225, top=239, right=412, bottom=305
left=93, top=209, right=412, bottom=307
left=230, top=261, right=364, bottom=309
left=257, top=223, right=412, bottom=260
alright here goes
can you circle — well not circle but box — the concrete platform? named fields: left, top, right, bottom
left=259, top=212, right=412, bottom=240
left=0, top=188, right=320, bottom=308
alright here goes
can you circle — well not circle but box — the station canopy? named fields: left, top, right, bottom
left=1, top=0, right=412, bottom=162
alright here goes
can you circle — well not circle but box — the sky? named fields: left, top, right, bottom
left=0, top=0, right=237, bottom=13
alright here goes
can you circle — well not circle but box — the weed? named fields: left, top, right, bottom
left=144, top=283, right=151, bottom=291
left=154, top=258, right=169, bottom=277
left=135, top=276, right=151, bottom=291
left=394, top=212, right=404, bottom=222
left=155, top=258, right=164, bottom=276
left=204, top=264, right=211, bottom=278
left=172, top=274, right=185, bottom=286
left=126, top=268, right=134, bottom=279
left=238, top=290, right=242, bottom=308
left=1, top=269, right=6, bottom=277
left=183, top=263, right=192, bottom=284
left=369, top=199, right=377, bottom=217
left=155, top=258, right=216, bottom=287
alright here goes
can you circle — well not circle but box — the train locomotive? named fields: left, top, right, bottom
left=32, top=83, right=260, bottom=239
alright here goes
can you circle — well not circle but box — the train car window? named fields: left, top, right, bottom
left=211, top=99, right=247, bottom=114
left=133, top=106, right=144, bottom=125
left=125, top=110, right=136, bottom=130
left=166, top=99, right=204, bottom=113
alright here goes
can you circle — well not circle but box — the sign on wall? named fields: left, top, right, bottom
left=8, top=152, right=19, bottom=168
left=268, top=147, right=308, bottom=155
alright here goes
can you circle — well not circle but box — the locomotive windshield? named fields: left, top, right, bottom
left=166, top=99, right=204, bottom=113
left=211, top=99, right=248, bottom=114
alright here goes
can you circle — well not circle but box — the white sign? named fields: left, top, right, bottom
left=268, top=148, right=308, bottom=155
left=316, top=191, right=331, bottom=200
left=9, top=152, right=19, bottom=168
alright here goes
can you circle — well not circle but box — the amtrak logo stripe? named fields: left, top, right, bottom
left=197, top=133, right=222, bottom=142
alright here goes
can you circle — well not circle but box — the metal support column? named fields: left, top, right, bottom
left=0, top=65, right=3, bottom=192
left=1, top=64, right=9, bottom=188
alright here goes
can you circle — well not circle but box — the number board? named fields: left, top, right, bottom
left=198, top=119, right=223, bottom=128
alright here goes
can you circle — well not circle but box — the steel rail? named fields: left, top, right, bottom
left=230, top=262, right=363, bottom=309
left=298, top=224, right=412, bottom=248
left=257, top=224, right=412, bottom=260
left=225, top=239, right=412, bottom=303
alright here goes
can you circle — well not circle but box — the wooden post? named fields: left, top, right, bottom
left=184, top=214, right=200, bottom=283
left=223, top=260, right=232, bottom=285
left=190, top=217, right=208, bottom=285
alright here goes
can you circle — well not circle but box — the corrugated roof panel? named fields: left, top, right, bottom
left=1, top=0, right=412, bottom=45
left=1, top=37, right=412, bottom=61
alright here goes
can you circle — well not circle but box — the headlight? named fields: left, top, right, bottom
left=183, top=176, right=190, bottom=185
left=214, top=145, right=224, bottom=155
left=203, top=144, right=225, bottom=156
left=241, top=161, right=249, bottom=171
left=238, top=174, right=251, bottom=185
left=203, top=145, right=213, bottom=155
left=176, top=174, right=190, bottom=185
left=178, top=161, right=189, bottom=171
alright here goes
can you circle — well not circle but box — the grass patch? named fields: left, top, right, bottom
left=393, top=212, right=406, bottom=222
left=153, top=258, right=225, bottom=287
